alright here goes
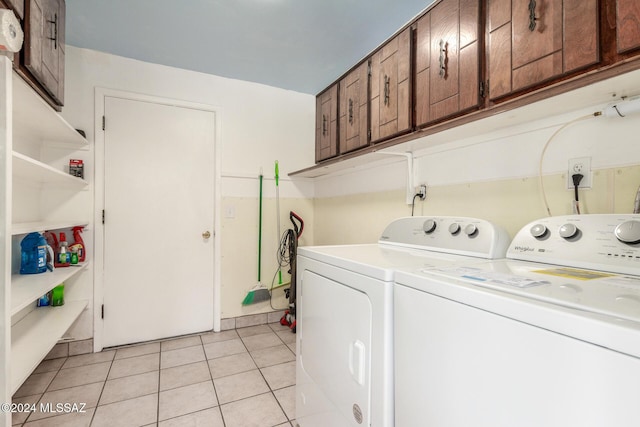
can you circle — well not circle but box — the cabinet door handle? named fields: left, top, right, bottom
left=383, top=75, right=391, bottom=106
left=528, top=0, right=537, bottom=31
left=47, top=13, right=58, bottom=49
left=322, top=114, right=327, bottom=136
left=348, top=98, right=354, bottom=124
left=439, top=39, right=447, bottom=78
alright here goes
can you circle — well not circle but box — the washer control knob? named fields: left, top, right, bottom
left=449, top=223, right=461, bottom=235
left=530, top=224, right=548, bottom=238
left=423, top=219, right=437, bottom=234
left=559, top=223, right=579, bottom=239
left=615, top=220, right=640, bottom=244
left=464, top=224, right=478, bottom=236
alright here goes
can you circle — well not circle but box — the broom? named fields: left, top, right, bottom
left=242, top=170, right=270, bottom=305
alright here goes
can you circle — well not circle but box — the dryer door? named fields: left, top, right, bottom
left=297, top=270, right=373, bottom=427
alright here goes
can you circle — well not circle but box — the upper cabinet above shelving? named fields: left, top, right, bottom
left=12, top=73, right=87, bottom=149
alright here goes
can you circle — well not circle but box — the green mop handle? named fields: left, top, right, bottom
left=275, top=161, right=282, bottom=284
left=258, top=172, right=263, bottom=282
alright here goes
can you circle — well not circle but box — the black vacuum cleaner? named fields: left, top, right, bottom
left=280, top=211, right=303, bottom=333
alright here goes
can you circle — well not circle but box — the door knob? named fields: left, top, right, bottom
left=202, top=231, right=211, bottom=239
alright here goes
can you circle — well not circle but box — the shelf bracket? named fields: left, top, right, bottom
left=372, top=151, right=416, bottom=205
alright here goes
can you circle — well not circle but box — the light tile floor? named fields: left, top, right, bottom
left=12, top=322, right=297, bottom=427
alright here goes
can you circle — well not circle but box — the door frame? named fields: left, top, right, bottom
left=93, top=88, right=222, bottom=352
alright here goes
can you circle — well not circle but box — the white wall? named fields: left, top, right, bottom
left=61, top=46, right=315, bottom=337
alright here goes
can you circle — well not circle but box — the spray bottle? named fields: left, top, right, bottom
left=71, top=226, right=86, bottom=263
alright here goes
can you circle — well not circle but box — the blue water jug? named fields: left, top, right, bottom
left=20, top=232, right=48, bottom=274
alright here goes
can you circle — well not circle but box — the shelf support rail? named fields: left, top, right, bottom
left=372, top=151, right=416, bottom=205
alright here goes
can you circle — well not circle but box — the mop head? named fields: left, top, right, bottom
left=242, top=283, right=271, bottom=305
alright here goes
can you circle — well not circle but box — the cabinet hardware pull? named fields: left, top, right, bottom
left=322, top=114, right=327, bottom=136
left=439, top=39, right=447, bottom=78
left=47, top=13, right=58, bottom=49
left=348, top=98, right=354, bottom=124
left=528, top=0, right=537, bottom=31
left=383, top=75, right=391, bottom=106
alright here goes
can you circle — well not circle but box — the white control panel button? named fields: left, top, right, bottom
left=449, top=223, right=461, bottom=235
left=530, top=224, right=547, bottom=238
left=464, top=224, right=478, bottom=236
left=423, top=219, right=437, bottom=234
left=559, top=223, right=579, bottom=239
left=615, top=220, right=640, bottom=244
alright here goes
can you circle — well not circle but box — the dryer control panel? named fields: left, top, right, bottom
left=379, top=216, right=511, bottom=259
left=508, top=214, right=640, bottom=275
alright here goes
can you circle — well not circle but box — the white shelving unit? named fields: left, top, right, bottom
left=6, top=69, right=91, bottom=398
left=12, top=152, right=88, bottom=189
left=12, top=221, right=89, bottom=236
left=12, top=74, right=88, bottom=149
left=11, top=263, right=89, bottom=316
left=11, top=300, right=88, bottom=393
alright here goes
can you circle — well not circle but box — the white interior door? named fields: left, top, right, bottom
left=102, top=96, right=215, bottom=347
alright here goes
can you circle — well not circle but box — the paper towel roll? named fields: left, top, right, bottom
left=0, top=9, right=23, bottom=53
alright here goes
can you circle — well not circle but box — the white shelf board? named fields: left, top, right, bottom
left=12, top=151, right=88, bottom=189
left=11, top=262, right=89, bottom=316
left=12, top=73, right=88, bottom=149
left=12, top=221, right=89, bottom=236
left=11, top=300, right=88, bottom=394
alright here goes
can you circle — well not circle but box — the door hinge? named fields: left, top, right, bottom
left=102, top=115, right=106, bottom=131
left=102, top=209, right=105, bottom=224
left=101, top=304, right=104, bottom=319
left=480, top=80, right=485, bottom=98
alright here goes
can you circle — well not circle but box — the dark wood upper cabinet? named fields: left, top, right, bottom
left=415, top=0, right=481, bottom=127
left=370, top=27, right=412, bottom=143
left=617, top=0, right=640, bottom=54
left=6, top=0, right=24, bottom=18
left=316, top=85, right=339, bottom=162
left=488, top=0, right=599, bottom=101
left=24, top=0, right=65, bottom=106
left=339, top=61, right=369, bottom=154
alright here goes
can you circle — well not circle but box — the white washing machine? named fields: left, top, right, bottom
left=295, top=216, right=510, bottom=427
left=394, top=214, right=640, bottom=427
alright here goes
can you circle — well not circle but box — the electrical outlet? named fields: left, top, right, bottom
left=567, top=157, right=592, bottom=189
left=415, top=184, right=427, bottom=200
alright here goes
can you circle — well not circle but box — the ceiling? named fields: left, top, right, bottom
left=65, top=0, right=435, bottom=95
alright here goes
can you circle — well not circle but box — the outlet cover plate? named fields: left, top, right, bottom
left=567, top=157, right=592, bottom=189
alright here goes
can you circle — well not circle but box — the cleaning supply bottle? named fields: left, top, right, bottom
left=51, top=284, right=64, bottom=306
left=71, top=226, right=86, bottom=262
left=57, top=233, right=70, bottom=267
left=20, top=232, right=48, bottom=274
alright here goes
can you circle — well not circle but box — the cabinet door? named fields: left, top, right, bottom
left=6, top=0, right=24, bottom=19
left=370, top=28, right=411, bottom=143
left=315, top=85, right=338, bottom=162
left=489, top=0, right=599, bottom=101
left=617, top=0, right=640, bottom=53
left=24, top=0, right=65, bottom=105
left=339, top=61, right=369, bottom=154
left=416, top=0, right=480, bottom=127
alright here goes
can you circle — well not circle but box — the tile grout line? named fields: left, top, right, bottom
left=242, top=327, right=294, bottom=424
left=201, top=334, right=227, bottom=427
left=89, top=352, right=116, bottom=426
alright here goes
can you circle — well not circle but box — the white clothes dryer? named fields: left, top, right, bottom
left=295, top=216, right=510, bottom=427
left=394, top=214, right=640, bottom=427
